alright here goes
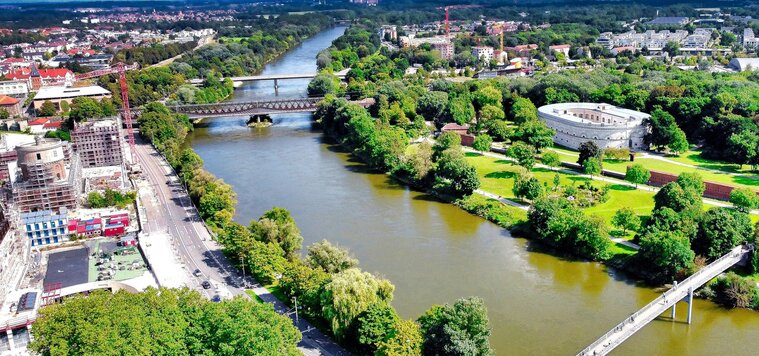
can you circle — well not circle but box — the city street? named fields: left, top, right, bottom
left=133, top=136, right=349, bottom=356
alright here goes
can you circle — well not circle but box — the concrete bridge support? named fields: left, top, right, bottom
left=274, top=79, right=279, bottom=95
left=669, top=281, right=695, bottom=324
left=6, top=329, right=15, bottom=351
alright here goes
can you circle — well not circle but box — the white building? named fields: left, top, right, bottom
left=472, top=46, right=494, bottom=63
left=538, top=103, right=649, bottom=150
left=744, top=28, right=759, bottom=48
left=0, top=80, right=29, bottom=96
left=729, top=58, right=759, bottom=71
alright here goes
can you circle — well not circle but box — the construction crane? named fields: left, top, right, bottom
left=75, top=62, right=139, bottom=163
left=442, top=4, right=483, bottom=39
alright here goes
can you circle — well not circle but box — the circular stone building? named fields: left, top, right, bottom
left=537, top=103, right=648, bottom=150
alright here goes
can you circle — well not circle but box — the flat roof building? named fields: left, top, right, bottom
left=21, top=208, right=69, bottom=247
left=32, top=85, right=111, bottom=113
left=538, top=103, right=649, bottom=150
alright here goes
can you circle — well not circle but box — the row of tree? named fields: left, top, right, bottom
left=29, top=288, right=303, bottom=355
left=215, top=206, right=493, bottom=355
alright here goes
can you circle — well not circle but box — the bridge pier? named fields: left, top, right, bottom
left=687, top=286, right=694, bottom=324
left=274, top=79, right=279, bottom=95
left=6, top=329, right=15, bottom=351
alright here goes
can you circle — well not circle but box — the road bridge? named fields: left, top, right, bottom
left=188, top=68, right=350, bottom=90
left=578, top=244, right=752, bottom=356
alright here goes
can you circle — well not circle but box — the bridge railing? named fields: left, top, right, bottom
left=578, top=245, right=748, bottom=356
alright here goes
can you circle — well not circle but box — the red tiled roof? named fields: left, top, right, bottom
left=0, top=95, right=19, bottom=105
left=7, top=67, right=72, bottom=80
left=43, top=121, right=62, bottom=129
left=28, top=118, right=50, bottom=126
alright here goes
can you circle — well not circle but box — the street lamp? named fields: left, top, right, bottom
left=292, top=296, right=299, bottom=325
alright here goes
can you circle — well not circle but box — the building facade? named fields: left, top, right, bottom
left=537, top=103, right=648, bottom=150
left=0, top=80, right=29, bottom=97
left=72, top=119, right=124, bottom=168
left=21, top=208, right=69, bottom=246
left=472, top=46, right=494, bottom=63
left=12, top=138, right=77, bottom=213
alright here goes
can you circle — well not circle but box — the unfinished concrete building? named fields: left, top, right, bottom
left=71, top=119, right=124, bottom=168
left=12, top=137, right=78, bottom=212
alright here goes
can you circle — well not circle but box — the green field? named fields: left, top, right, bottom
left=546, top=147, right=759, bottom=190
left=466, top=152, right=658, bottom=227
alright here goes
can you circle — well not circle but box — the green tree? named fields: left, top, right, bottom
left=637, top=231, right=695, bottom=283
left=418, top=297, right=493, bottom=356
left=434, top=148, right=480, bottom=197
left=583, top=157, right=601, bottom=179
left=510, top=119, right=555, bottom=152
left=87, top=191, right=106, bottom=208
left=669, top=127, right=689, bottom=155
left=445, top=95, right=475, bottom=126
left=541, top=151, right=561, bottom=171
left=693, top=208, right=754, bottom=260
left=37, top=100, right=57, bottom=116
left=472, top=134, right=493, bottom=155
left=730, top=188, right=759, bottom=213
left=653, top=182, right=701, bottom=212
left=417, top=91, right=448, bottom=123
left=249, top=207, right=304, bottom=260
left=663, top=41, right=680, bottom=57
left=407, top=140, right=434, bottom=182
left=507, top=142, right=536, bottom=170
left=178, top=149, right=203, bottom=184
left=577, top=141, right=602, bottom=167
left=0, top=108, right=8, bottom=120
left=246, top=240, right=288, bottom=284
left=676, top=172, right=705, bottom=196
left=509, top=96, right=537, bottom=124
left=625, top=164, right=650, bottom=188
left=486, top=120, right=511, bottom=142
left=376, top=319, right=423, bottom=356
left=356, top=303, right=400, bottom=352
left=308, top=73, right=339, bottom=96
left=305, top=239, right=359, bottom=274
left=279, top=262, right=330, bottom=318
left=433, top=131, right=462, bottom=160
left=513, top=170, right=543, bottom=201
left=727, top=130, right=759, bottom=169
left=472, top=86, right=501, bottom=111
left=612, top=207, right=640, bottom=234
left=320, top=268, right=395, bottom=340
left=29, top=289, right=301, bottom=356
left=711, top=272, right=758, bottom=309
left=69, top=97, right=104, bottom=122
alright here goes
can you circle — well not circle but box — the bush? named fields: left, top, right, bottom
left=710, top=272, right=759, bottom=309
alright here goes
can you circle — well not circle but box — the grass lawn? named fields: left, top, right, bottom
left=545, top=147, right=759, bottom=190
left=609, top=242, right=638, bottom=256
left=667, top=149, right=755, bottom=175
left=466, top=152, right=657, bottom=227
left=245, top=290, right=265, bottom=303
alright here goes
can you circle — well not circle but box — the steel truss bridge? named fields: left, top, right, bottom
left=133, top=97, right=325, bottom=118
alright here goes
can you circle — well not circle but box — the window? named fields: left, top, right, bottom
left=36, top=153, right=41, bottom=160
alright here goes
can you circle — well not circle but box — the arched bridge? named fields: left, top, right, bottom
left=170, top=97, right=324, bottom=118
left=130, top=97, right=373, bottom=119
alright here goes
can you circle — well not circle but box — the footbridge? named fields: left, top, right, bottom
left=578, top=244, right=752, bottom=356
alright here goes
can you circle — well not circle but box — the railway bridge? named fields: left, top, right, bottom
left=130, top=97, right=373, bottom=119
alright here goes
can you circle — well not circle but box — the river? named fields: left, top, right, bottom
left=188, top=26, right=759, bottom=354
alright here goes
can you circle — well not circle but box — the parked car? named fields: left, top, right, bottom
left=201, top=280, right=211, bottom=289
left=193, top=269, right=202, bottom=277
left=211, top=295, right=221, bottom=303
